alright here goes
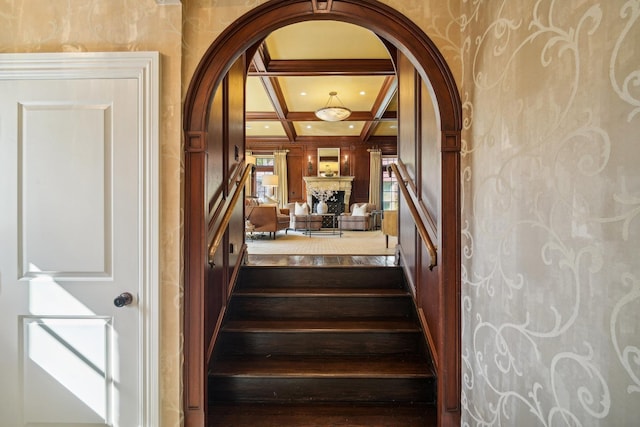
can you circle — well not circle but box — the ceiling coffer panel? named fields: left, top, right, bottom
left=279, top=76, right=387, bottom=113
left=294, top=121, right=365, bottom=137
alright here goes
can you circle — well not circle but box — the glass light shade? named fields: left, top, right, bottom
left=315, top=91, right=351, bottom=122
left=315, top=106, right=352, bottom=122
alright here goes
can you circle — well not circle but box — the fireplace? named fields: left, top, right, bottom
left=303, top=176, right=354, bottom=213
left=312, top=191, right=345, bottom=227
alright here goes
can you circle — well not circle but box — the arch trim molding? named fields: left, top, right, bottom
left=183, top=1, right=462, bottom=426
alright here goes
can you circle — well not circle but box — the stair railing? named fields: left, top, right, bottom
left=208, top=163, right=253, bottom=266
left=388, top=162, right=438, bottom=270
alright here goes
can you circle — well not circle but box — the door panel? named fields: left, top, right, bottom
left=21, top=104, right=112, bottom=278
left=0, top=52, right=158, bottom=427
left=22, top=317, right=112, bottom=425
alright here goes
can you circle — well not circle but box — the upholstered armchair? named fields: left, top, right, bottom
left=337, top=203, right=376, bottom=231
left=381, top=210, right=398, bottom=248
left=245, top=204, right=289, bottom=239
left=285, top=202, right=322, bottom=232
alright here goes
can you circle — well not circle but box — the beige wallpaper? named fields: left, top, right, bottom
left=457, top=0, right=640, bottom=425
left=182, top=0, right=269, bottom=91
left=3, top=0, right=638, bottom=426
left=0, top=1, right=183, bottom=426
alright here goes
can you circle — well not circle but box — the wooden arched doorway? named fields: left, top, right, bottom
left=183, top=1, right=462, bottom=426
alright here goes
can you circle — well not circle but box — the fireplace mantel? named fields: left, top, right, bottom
left=303, top=176, right=354, bottom=212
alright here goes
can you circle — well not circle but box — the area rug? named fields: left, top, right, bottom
left=246, top=229, right=398, bottom=255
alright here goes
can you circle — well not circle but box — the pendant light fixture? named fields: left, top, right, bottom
left=315, top=91, right=352, bottom=122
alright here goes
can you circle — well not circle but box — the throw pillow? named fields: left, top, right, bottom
left=352, top=203, right=368, bottom=216
left=295, top=202, right=309, bottom=215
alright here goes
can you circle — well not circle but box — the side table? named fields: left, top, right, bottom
left=371, top=210, right=383, bottom=230
left=245, top=223, right=256, bottom=241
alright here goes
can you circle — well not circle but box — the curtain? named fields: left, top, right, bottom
left=368, top=149, right=382, bottom=210
left=273, top=149, right=289, bottom=209
left=245, top=150, right=256, bottom=197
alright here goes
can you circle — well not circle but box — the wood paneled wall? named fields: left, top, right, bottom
left=203, top=56, right=247, bottom=349
left=247, top=138, right=396, bottom=204
left=395, top=49, right=462, bottom=426
left=184, top=53, right=249, bottom=425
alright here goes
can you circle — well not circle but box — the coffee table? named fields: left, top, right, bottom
left=304, top=213, right=342, bottom=237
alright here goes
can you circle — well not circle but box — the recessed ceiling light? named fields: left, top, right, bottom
left=306, top=125, right=312, bottom=129
left=300, top=92, right=307, bottom=96
left=360, top=91, right=366, bottom=95
left=264, top=125, right=270, bottom=129
left=348, top=125, right=354, bottom=129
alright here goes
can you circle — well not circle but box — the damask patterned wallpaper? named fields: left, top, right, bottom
left=451, top=1, right=640, bottom=425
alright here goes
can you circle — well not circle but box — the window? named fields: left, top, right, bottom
left=253, top=155, right=275, bottom=200
left=381, top=156, right=399, bottom=211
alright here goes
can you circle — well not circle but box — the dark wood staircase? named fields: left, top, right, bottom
left=208, top=265, right=437, bottom=426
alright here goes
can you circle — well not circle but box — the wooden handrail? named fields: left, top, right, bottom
left=208, top=163, right=253, bottom=266
left=389, top=163, right=438, bottom=270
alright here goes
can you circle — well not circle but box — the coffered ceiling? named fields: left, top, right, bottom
left=246, top=20, right=398, bottom=144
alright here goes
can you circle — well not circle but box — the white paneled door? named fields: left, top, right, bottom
left=0, top=53, right=159, bottom=427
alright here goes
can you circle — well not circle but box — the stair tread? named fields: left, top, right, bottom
left=234, top=287, right=409, bottom=296
left=210, top=355, right=434, bottom=377
left=223, top=318, right=420, bottom=332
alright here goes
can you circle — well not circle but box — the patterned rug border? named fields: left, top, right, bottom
left=246, top=230, right=397, bottom=256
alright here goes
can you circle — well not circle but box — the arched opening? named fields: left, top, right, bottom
left=183, top=1, right=461, bottom=426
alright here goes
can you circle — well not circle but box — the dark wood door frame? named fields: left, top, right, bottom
left=183, top=1, right=462, bottom=426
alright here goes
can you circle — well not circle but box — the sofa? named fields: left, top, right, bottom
left=337, top=203, right=376, bottom=231
left=285, top=202, right=322, bottom=232
left=245, top=204, right=290, bottom=239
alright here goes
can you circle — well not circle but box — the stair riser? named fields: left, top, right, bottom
left=228, top=296, right=414, bottom=319
left=238, top=267, right=404, bottom=290
left=217, top=331, right=423, bottom=356
left=208, top=403, right=437, bottom=427
left=210, top=377, right=436, bottom=404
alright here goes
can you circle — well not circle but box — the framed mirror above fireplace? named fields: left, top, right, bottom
left=317, top=147, right=340, bottom=177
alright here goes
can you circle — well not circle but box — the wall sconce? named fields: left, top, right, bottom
left=307, top=155, right=314, bottom=175
left=342, top=154, right=349, bottom=175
